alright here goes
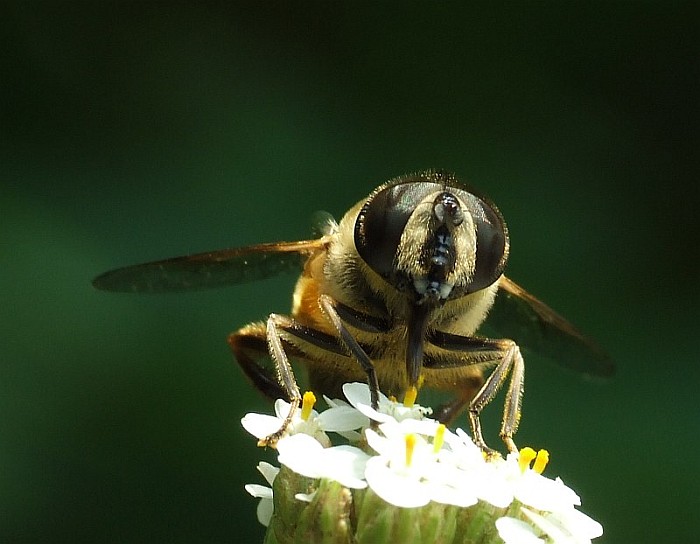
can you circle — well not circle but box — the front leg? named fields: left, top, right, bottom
left=318, top=294, right=381, bottom=411
left=228, top=321, right=287, bottom=401
left=257, top=314, right=303, bottom=447
left=228, top=313, right=351, bottom=403
left=230, top=314, right=322, bottom=447
left=231, top=305, right=381, bottom=446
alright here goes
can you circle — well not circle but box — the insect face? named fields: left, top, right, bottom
left=354, top=174, right=509, bottom=307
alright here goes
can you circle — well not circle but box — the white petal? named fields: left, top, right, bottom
left=277, top=434, right=370, bottom=489
left=256, top=498, right=274, bottom=527
left=276, top=433, right=325, bottom=478
left=554, top=477, right=583, bottom=507
left=273, top=398, right=293, bottom=419
left=241, top=413, right=283, bottom=439
left=427, top=480, right=478, bottom=507
left=496, top=516, right=545, bottom=544
left=244, top=483, right=272, bottom=499
left=256, top=462, right=279, bottom=486
left=451, top=428, right=483, bottom=457
left=364, top=428, right=394, bottom=457
left=342, top=383, right=397, bottom=420
left=318, top=405, right=369, bottom=432
left=515, top=472, right=581, bottom=512
left=437, top=444, right=484, bottom=472
left=355, top=402, right=396, bottom=423
left=545, top=508, right=604, bottom=540
left=364, top=456, right=430, bottom=508
left=454, top=427, right=475, bottom=443
left=377, top=418, right=441, bottom=440
left=522, top=507, right=578, bottom=543
left=295, top=491, right=316, bottom=503
left=322, top=445, right=370, bottom=489
left=323, top=395, right=351, bottom=409
left=459, top=463, right=514, bottom=508
left=342, top=382, right=373, bottom=407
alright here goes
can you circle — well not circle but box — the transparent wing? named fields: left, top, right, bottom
left=92, top=238, right=327, bottom=293
left=482, top=276, right=614, bottom=378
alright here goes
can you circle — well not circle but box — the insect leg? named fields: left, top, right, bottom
left=257, top=314, right=304, bottom=447
left=228, top=316, right=304, bottom=447
left=425, top=331, right=524, bottom=454
left=266, top=315, right=303, bottom=404
left=318, top=294, right=381, bottom=411
left=467, top=341, right=523, bottom=454
left=231, top=314, right=367, bottom=445
left=228, top=322, right=287, bottom=401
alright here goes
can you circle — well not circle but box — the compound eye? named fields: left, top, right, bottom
left=354, top=181, right=441, bottom=279
left=467, top=197, right=509, bottom=293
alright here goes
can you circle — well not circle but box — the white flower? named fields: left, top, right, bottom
left=364, top=421, right=478, bottom=508
left=342, top=382, right=432, bottom=424
left=436, top=427, right=514, bottom=508
left=363, top=427, right=432, bottom=508
left=276, top=433, right=370, bottom=489
left=494, top=450, right=603, bottom=543
left=241, top=392, right=367, bottom=447
left=242, top=383, right=604, bottom=542
left=497, top=451, right=581, bottom=513
left=244, top=461, right=279, bottom=527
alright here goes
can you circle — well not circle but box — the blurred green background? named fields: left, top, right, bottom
left=2, top=2, right=697, bottom=542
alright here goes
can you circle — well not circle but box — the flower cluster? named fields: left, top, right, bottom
left=243, top=383, right=603, bottom=544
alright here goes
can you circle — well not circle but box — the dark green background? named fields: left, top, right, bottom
left=2, top=2, right=697, bottom=542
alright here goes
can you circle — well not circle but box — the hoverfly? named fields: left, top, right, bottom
left=93, top=170, right=613, bottom=453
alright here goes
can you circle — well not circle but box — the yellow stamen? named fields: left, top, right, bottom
left=403, top=386, right=418, bottom=407
left=388, top=395, right=397, bottom=403
left=533, top=449, right=549, bottom=474
left=405, top=433, right=417, bottom=467
left=300, top=391, right=316, bottom=421
left=518, top=447, right=537, bottom=473
left=433, top=424, right=446, bottom=453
